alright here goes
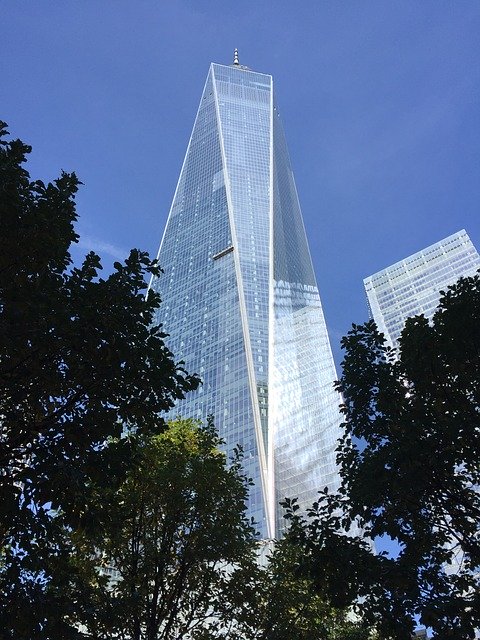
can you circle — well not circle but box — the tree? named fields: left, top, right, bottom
left=0, top=122, right=199, bottom=638
left=281, top=492, right=414, bottom=639
left=81, top=417, right=256, bottom=640
left=287, top=274, right=480, bottom=639
left=227, top=535, right=377, bottom=640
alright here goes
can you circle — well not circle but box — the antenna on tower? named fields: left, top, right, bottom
left=233, top=48, right=240, bottom=66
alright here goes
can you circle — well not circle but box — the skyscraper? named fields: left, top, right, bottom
left=150, top=54, right=341, bottom=539
left=364, top=229, right=480, bottom=348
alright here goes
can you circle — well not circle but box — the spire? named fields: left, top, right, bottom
left=233, top=48, right=240, bottom=66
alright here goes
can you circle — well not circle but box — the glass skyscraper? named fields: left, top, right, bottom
left=150, top=56, right=342, bottom=539
left=364, top=229, right=480, bottom=348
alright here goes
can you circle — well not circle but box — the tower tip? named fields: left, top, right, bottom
left=233, top=48, right=239, bottom=65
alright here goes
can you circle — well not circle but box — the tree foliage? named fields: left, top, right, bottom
left=66, top=417, right=368, bottom=640
left=0, top=120, right=368, bottom=640
left=0, top=122, right=199, bottom=638
left=84, top=417, right=256, bottom=640
left=287, top=274, right=480, bottom=639
left=228, top=535, right=375, bottom=640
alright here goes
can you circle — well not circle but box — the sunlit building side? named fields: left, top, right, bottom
left=364, top=229, right=480, bottom=349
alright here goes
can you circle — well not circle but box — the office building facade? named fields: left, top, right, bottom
left=364, top=229, right=480, bottom=348
left=150, top=56, right=342, bottom=538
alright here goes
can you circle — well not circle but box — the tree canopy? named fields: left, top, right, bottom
left=227, top=535, right=376, bottom=640
left=0, top=121, right=199, bottom=638
left=286, top=273, right=480, bottom=639
left=1, top=119, right=423, bottom=639
left=86, top=417, right=256, bottom=640
left=0, top=120, right=381, bottom=640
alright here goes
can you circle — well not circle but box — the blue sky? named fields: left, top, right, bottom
left=2, top=1, right=479, bottom=367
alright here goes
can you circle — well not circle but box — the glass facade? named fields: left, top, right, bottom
left=364, top=230, right=480, bottom=348
left=150, top=62, right=342, bottom=538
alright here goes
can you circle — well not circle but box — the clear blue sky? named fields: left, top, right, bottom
left=2, top=1, right=479, bottom=367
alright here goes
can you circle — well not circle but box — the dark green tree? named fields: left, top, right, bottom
left=83, top=417, right=256, bottom=640
left=282, top=492, right=413, bottom=639
left=227, top=534, right=377, bottom=640
left=0, top=122, right=199, bottom=638
left=287, top=274, right=480, bottom=639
